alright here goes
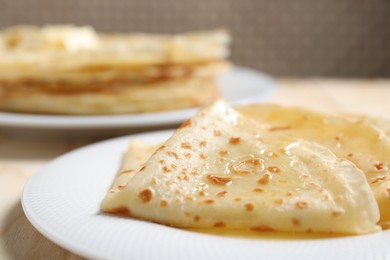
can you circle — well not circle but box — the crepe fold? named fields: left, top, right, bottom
left=0, top=25, right=230, bottom=114
left=102, top=100, right=380, bottom=235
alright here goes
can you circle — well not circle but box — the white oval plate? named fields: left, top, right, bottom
left=0, top=67, right=275, bottom=130
left=22, top=130, right=390, bottom=260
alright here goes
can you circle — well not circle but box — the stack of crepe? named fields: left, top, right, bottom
left=0, top=25, right=230, bottom=114
left=102, top=100, right=390, bottom=235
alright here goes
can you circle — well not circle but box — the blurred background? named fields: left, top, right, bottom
left=1, top=0, right=389, bottom=77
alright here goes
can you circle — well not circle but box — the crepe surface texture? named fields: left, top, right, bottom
left=237, top=104, right=390, bottom=227
left=102, top=100, right=380, bottom=235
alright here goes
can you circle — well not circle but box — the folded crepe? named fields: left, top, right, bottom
left=102, top=100, right=380, bottom=234
left=108, top=140, right=158, bottom=192
left=237, top=104, right=390, bottom=226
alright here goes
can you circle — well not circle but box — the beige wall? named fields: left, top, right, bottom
left=1, top=0, right=389, bottom=77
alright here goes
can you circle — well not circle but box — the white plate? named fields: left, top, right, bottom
left=0, top=67, right=275, bottom=130
left=22, top=130, right=390, bottom=260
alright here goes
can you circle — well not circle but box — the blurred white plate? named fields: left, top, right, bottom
left=0, top=67, right=275, bottom=130
left=22, top=130, right=390, bottom=260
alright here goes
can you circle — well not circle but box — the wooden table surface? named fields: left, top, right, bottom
left=0, top=79, right=389, bottom=260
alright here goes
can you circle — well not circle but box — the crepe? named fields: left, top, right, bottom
left=0, top=25, right=230, bottom=114
left=0, top=25, right=230, bottom=72
left=108, top=140, right=159, bottom=192
left=102, top=100, right=380, bottom=234
left=0, top=60, right=228, bottom=90
left=344, top=114, right=390, bottom=139
left=237, top=104, right=390, bottom=226
left=0, top=76, right=219, bottom=114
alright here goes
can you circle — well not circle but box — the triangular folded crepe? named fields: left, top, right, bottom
left=107, top=140, right=158, bottom=193
left=237, top=104, right=390, bottom=226
left=102, top=101, right=380, bottom=234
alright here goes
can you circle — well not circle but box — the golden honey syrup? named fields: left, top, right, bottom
left=186, top=228, right=351, bottom=240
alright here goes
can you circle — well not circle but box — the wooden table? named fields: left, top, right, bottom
left=1, top=79, right=389, bottom=259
